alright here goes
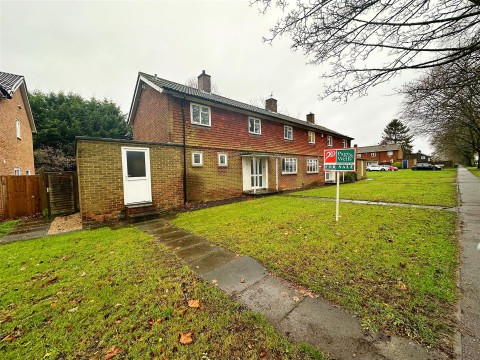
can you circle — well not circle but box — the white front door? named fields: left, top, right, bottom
left=242, top=157, right=268, bottom=191
left=121, top=147, right=152, bottom=205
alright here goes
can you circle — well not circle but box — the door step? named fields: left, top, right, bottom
left=125, top=203, right=160, bottom=222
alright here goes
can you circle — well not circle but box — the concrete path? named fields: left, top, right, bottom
left=0, top=217, right=51, bottom=244
left=136, top=219, right=448, bottom=359
left=457, top=166, right=480, bottom=360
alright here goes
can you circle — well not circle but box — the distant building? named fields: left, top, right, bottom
left=355, top=144, right=403, bottom=166
left=0, top=71, right=36, bottom=175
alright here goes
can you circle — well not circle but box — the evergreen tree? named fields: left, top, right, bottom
left=380, top=119, right=414, bottom=154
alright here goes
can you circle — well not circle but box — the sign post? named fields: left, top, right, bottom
left=324, top=148, right=357, bottom=221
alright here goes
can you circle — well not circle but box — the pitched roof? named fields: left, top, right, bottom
left=0, top=71, right=36, bottom=132
left=129, top=72, right=353, bottom=139
left=356, top=144, right=402, bottom=153
left=0, top=72, right=24, bottom=99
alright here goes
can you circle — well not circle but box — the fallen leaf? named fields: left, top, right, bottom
left=79, top=272, right=87, bottom=277
left=19, top=266, right=26, bottom=271
left=211, top=279, right=218, bottom=285
left=2, top=332, right=21, bottom=342
left=68, top=307, right=78, bottom=313
left=292, top=296, right=300, bottom=303
left=259, top=349, right=267, bottom=357
left=247, top=344, right=253, bottom=350
left=105, top=346, right=121, bottom=359
left=240, top=277, right=245, bottom=283
left=187, top=299, right=201, bottom=308
left=179, top=331, right=193, bottom=345
left=0, top=316, right=12, bottom=323
left=400, top=283, right=408, bottom=291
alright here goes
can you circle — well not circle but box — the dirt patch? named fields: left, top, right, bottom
left=48, top=213, right=82, bottom=235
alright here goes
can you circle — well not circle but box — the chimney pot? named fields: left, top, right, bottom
left=197, top=70, right=211, bottom=93
left=354, top=144, right=357, bottom=147
left=306, top=112, right=315, bottom=124
left=265, top=97, right=277, bottom=112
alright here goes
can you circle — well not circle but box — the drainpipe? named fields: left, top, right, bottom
left=181, top=98, right=187, bottom=205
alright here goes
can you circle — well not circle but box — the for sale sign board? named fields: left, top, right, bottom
left=323, top=148, right=357, bottom=172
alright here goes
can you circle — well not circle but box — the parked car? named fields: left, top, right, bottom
left=388, top=165, right=399, bottom=171
left=367, top=164, right=385, bottom=171
left=411, top=163, right=441, bottom=171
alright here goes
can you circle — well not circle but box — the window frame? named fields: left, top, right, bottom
left=284, top=125, right=293, bottom=140
left=248, top=117, right=261, bottom=135
left=281, top=157, right=297, bottom=174
left=342, top=139, right=348, bottom=148
left=387, top=151, right=393, bottom=156
left=306, top=158, right=319, bottom=173
left=371, top=152, right=377, bottom=157
left=25, top=170, right=31, bottom=175
left=190, top=103, right=211, bottom=127
left=218, top=153, right=228, bottom=167
left=308, top=131, right=315, bottom=144
left=327, top=135, right=333, bottom=147
left=192, top=152, right=203, bottom=167
left=14, top=168, right=21, bottom=176
left=16, top=119, right=21, bottom=139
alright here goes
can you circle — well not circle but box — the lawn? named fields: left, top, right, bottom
left=0, top=227, right=323, bottom=359
left=172, top=196, right=458, bottom=350
left=0, top=220, right=17, bottom=237
left=467, top=166, right=480, bottom=178
left=292, top=169, right=457, bottom=207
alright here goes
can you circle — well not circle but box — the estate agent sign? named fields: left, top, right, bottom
left=323, top=148, right=356, bottom=172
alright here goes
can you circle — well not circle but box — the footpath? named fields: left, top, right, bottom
left=457, top=166, right=480, bottom=360
left=136, top=220, right=448, bottom=359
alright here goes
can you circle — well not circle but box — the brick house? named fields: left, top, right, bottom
left=355, top=144, right=403, bottom=166
left=129, top=71, right=353, bottom=201
left=76, top=71, right=353, bottom=221
left=0, top=71, right=36, bottom=175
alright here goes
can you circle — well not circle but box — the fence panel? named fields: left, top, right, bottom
left=0, top=176, right=41, bottom=220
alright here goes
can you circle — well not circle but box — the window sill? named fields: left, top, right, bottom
left=284, top=138, right=293, bottom=141
left=281, top=172, right=297, bottom=175
left=191, top=122, right=211, bottom=128
left=249, top=132, right=262, bottom=136
left=306, top=171, right=319, bottom=174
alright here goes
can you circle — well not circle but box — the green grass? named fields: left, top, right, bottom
left=293, top=169, right=457, bottom=207
left=172, top=196, right=458, bottom=349
left=0, top=220, right=17, bottom=237
left=467, top=167, right=480, bottom=178
left=0, top=227, right=324, bottom=359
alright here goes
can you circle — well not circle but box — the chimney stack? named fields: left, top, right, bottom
left=306, top=112, right=315, bottom=124
left=354, top=144, right=358, bottom=147
left=197, top=70, right=211, bottom=93
left=265, top=97, right=277, bottom=112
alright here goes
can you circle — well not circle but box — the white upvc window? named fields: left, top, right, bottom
left=371, top=152, right=377, bottom=157
left=327, top=135, right=333, bottom=147
left=357, top=153, right=361, bottom=158
left=14, top=168, right=21, bottom=175
left=307, top=158, right=319, bottom=173
left=421, top=155, right=425, bottom=159
left=218, top=153, right=228, bottom=167
left=16, top=119, right=21, bottom=139
left=342, top=139, right=348, bottom=148
left=192, top=152, right=203, bottom=167
left=308, top=131, right=315, bottom=144
left=26, top=170, right=31, bottom=175
left=282, top=158, right=297, bottom=174
left=190, top=103, right=211, bottom=126
left=284, top=125, right=293, bottom=140
left=248, top=117, right=261, bottom=135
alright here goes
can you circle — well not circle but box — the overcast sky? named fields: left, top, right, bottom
left=1, top=0, right=432, bottom=153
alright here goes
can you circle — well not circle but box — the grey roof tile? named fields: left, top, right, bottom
left=139, top=72, right=353, bottom=139
left=356, top=144, right=402, bottom=153
left=0, top=71, right=24, bottom=98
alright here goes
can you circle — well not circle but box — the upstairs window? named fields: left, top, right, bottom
left=218, top=153, right=228, bottom=167
left=192, top=152, right=203, bottom=167
left=308, top=131, right=315, bottom=144
left=371, top=152, right=377, bottom=157
left=190, top=103, right=211, bottom=126
left=16, top=120, right=21, bottom=139
left=342, top=139, right=348, bottom=148
left=307, top=158, right=319, bottom=173
left=327, top=135, right=333, bottom=147
left=387, top=151, right=393, bottom=156
left=248, top=117, right=261, bottom=135
left=14, top=168, right=21, bottom=175
left=282, top=158, right=297, bottom=174
left=26, top=170, right=31, bottom=175
left=284, top=126, right=293, bottom=140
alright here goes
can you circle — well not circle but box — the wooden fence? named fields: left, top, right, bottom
left=0, top=172, right=79, bottom=220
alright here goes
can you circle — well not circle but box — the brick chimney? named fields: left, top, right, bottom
left=306, top=112, right=315, bottom=124
left=265, top=97, right=277, bottom=112
left=197, top=70, right=211, bottom=93
left=354, top=144, right=358, bottom=147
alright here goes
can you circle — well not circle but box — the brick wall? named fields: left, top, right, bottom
left=76, top=139, right=184, bottom=221
left=360, top=150, right=401, bottom=164
left=0, top=89, right=35, bottom=175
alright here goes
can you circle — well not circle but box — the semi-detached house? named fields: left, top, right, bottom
left=76, top=71, right=353, bottom=221
left=129, top=71, right=353, bottom=201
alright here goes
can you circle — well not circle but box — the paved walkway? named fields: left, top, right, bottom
left=0, top=217, right=51, bottom=244
left=457, top=166, right=480, bottom=360
left=136, top=219, right=448, bottom=359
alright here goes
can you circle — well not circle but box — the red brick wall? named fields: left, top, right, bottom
left=76, top=139, right=184, bottom=221
left=360, top=150, right=401, bottom=164
left=132, top=85, right=170, bottom=143
left=0, top=88, right=35, bottom=175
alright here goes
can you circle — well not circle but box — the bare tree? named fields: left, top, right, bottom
left=401, top=56, right=480, bottom=167
left=184, top=77, right=221, bottom=95
left=253, top=0, right=480, bottom=100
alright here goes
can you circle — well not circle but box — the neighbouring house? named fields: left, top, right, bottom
left=355, top=144, right=403, bottom=166
left=76, top=70, right=353, bottom=221
left=0, top=71, right=36, bottom=175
